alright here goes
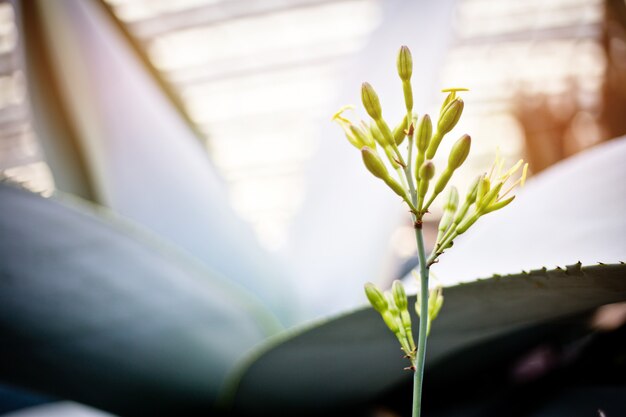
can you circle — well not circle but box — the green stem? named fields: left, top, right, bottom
left=396, top=167, right=408, bottom=189
left=413, top=223, right=429, bottom=417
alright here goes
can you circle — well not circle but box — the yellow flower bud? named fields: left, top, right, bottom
left=415, top=114, right=432, bottom=153
left=426, top=99, right=464, bottom=159
left=347, top=125, right=367, bottom=149
left=369, top=122, right=387, bottom=148
left=439, top=92, right=455, bottom=116
left=386, top=293, right=409, bottom=344
left=428, top=286, right=444, bottom=324
left=455, top=212, right=480, bottom=235
left=419, top=160, right=435, bottom=181
left=453, top=175, right=481, bottom=225
left=392, top=114, right=409, bottom=146
left=465, top=175, right=481, bottom=204
left=393, top=279, right=415, bottom=351
left=448, top=134, right=471, bottom=170
left=414, top=114, right=432, bottom=181
left=375, top=119, right=396, bottom=148
left=400, top=309, right=415, bottom=351
left=437, top=98, right=464, bottom=134
left=397, top=46, right=414, bottom=113
left=361, top=82, right=382, bottom=120
left=392, top=280, right=408, bottom=311
left=358, top=121, right=377, bottom=149
left=382, top=310, right=400, bottom=334
left=476, top=176, right=490, bottom=203
left=437, top=187, right=459, bottom=242
left=364, top=282, right=388, bottom=313
left=432, top=167, right=453, bottom=197
left=384, top=177, right=409, bottom=200
left=397, top=45, right=412, bottom=81
left=418, top=161, right=435, bottom=203
left=439, top=88, right=469, bottom=116
left=361, top=147, right=389, bottom=180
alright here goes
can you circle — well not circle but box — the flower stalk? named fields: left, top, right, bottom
left=333, top=45, right=526, bottom=417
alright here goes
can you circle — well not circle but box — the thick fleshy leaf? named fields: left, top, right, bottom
left=0, top=184, right=281, bottom=416
left=226, top=262, right=626, bottom=415
left=16, top=0, right=296, bottom=324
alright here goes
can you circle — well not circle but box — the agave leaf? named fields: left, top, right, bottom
left=0, top=184, right=281, bottom=416
left=225, top=262, right=626, bottom=415
left=16, top=0, right=296, bottom=324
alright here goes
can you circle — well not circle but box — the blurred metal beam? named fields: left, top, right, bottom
left=456, top=23, right=602, bottom=45
left=170, top=50, right=347, bottom=86
left=127, top=0, right=363, bottom=39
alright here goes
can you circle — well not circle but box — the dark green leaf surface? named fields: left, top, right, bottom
left=0, top=184, right=281, bottom=416
left=227, top=262, right=626, bottom=415
left=17, top=0, right=297, bottom=325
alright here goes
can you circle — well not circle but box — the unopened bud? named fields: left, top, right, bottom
left=448, top=134, right=471, bottom=169
left=415, top=114, right=432, bottom=153
left=439, top=88, right=469, bottom=116
left=358, top=121, right=377, bottom=149
left=476, top=176, right=490, bottom=203
left=439, top=92, right=456, bottom=115
left=465, top=175, right=481, bottom=204
left=400, top=308, right=415, bottom=351
left=361, top=147, right=389, bottom=180
left=385, top=293, right=406, bottom=340
left=369, top=122, right=387, bottom=147
left=433, top=167, right=453, bottom=196
left=361, top=82, right=382, bottom=120
left=438, top=98, right=464, bottom=134
left=364, top=282, right=388, bottom=313
left=397, top=46, right=412, bottom=81
left=428, top=286, right=444, bottom=322
left=444, top=186, right=459, bottom=212
left=437, top=187, right=459, bottom=241
left=347, top=125, right=367, bottom=149
left=375, top=119, right=396, bottom=148
left=414, top=115, right=432, bottom=181
left=392, top=114, right=409, bottom=146
left=425, top=99, right=464, bottom=160
left=419, top=161, right=435, bottom=180
left=392, top=280, right=408, bottom=311
left=418, top=161, right=435, bottom=202
left=453, top=175, right=481, bottom=225
left=455, top=212, right=480, bottom=235
left=384, top=177, right=408, bottom=200
left=382, top=311, right=400, bottom=333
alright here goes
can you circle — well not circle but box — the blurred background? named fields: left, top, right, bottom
left=0, top=0, right=625, bottom=312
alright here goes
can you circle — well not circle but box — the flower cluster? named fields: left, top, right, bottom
left=365, top=280, right=443, bottom=363
left=332, top=45, right=527, bottom=369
